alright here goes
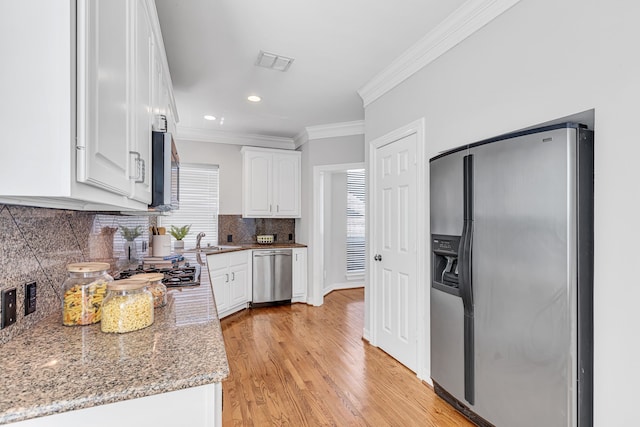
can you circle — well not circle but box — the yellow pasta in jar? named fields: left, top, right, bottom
left=100, top=279, right=154, bottom=333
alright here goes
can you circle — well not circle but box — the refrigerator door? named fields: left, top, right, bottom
left=430, top=149, right=467, bottom=402
left=471, top=128, right=577, bottom=426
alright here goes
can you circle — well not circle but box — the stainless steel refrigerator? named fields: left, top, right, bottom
left=429, top=123, right=593, bottom=427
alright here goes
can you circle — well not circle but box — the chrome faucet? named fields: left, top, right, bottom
left=195, top=232, right=206, bottom=249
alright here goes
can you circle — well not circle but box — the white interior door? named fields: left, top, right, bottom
left=373, top=132, right=418, bottom=371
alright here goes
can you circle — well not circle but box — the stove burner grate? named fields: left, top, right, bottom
left=115, top=263, right=201, bottom=287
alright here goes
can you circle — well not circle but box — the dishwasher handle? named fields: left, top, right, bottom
left=253, top=252, right=292, bottom=257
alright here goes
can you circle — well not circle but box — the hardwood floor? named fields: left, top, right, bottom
left=220, top=288, right=472, bottom=426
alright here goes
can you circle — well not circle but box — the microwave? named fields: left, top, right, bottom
left=150, top=131, right=179, bottom=211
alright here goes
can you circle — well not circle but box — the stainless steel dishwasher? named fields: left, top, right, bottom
left=251, top=249, right=292, bottom=306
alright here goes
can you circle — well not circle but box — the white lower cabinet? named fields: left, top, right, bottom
left=9, top=383, right=222, bottom=427
left=292, top=248, right=308, bottom=303
left=207, top=251, right=250, bottom=318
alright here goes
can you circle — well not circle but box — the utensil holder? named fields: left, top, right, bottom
left=152, top=235, right=171, bottom=257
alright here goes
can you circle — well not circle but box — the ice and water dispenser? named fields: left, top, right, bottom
left=431, top=234, right=461, bottom=296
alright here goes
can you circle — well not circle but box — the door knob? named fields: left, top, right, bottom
left=374, top=254, right=382, bottom=261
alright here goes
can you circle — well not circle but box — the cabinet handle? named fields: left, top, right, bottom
left=129, top=151, right=146, bottom=183
left=231, top=272, right=235, bottom=281
left=225, top=273, right=229, bottom=283
left=269, top=204, right=272, bottom=212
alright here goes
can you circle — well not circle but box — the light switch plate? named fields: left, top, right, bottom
left=25, top=281, right=36, bottom=315
left=1, top=288, right=17, bottom=329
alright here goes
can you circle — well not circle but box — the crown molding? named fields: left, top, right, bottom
left=358, top=0, right=522, bottom=107
left=175, top=125, right=296, bottom=150
left=294, top=120, right=365, bottom=148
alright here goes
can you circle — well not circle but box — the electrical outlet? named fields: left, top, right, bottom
left=273, top=234, right=277, bottom=241
left=227, top=234, right=232, bottom=243
left=25, top=281, right=36, bottom=315
left=1, top=288, right=17, bottom=329
left=288, top=233, right=293, bottom=241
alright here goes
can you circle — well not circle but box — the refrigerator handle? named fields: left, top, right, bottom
left=461, top=154, right=474, bottom=310
left=459, top=154, right=475, bottom=405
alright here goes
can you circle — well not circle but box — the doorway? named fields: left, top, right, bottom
left=311, top=162, right=365, bottom=307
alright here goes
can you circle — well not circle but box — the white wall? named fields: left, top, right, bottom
left=328, top=173, right=348, bottom=288
left=296, top=135, right=365, bottom=244
left=174, top=140, right=243, bottom=215
left=364, top=0, right=640, bottom=424
left=296, top=135, right=365, bottom=301
left=321, top=172, right=352, bottom=293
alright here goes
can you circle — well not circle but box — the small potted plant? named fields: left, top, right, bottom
left=119, top=225, right=142, bottom=262
left=169, top=224, right=191, bottom=249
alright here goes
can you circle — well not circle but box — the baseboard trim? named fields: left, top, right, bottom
left=323, top=282, right=364, bottom=296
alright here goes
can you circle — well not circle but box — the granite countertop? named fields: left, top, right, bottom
left=0, top=282, right=229, bottom=425
left=191, top=242, right=307, bottom=255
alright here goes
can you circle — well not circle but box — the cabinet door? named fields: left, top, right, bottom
left=76, top=0, right=131, bottom=196
left=243, top=151, right=273, bottom=217
left=292, top=248, right=307, bottom=301
left=207, top=253, right=230, bottom=313
left=209, top=266, right=230, bottom=314
left=130, top=1, right=153, bottom=203
left=229, top=264, right=248, bottom=307
left=229, top=251, right=249, bottom=306
left=273, top=153, right=301, bottom=218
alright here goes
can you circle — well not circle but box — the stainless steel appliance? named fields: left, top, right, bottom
left=150, top=130, right=179, bottom=211
left=430, top=123, right=593, bottom=427
left=115, top=263, right=200, bottom=287
left=251, top=249, right=292, bottom=306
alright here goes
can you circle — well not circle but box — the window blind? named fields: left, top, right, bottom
left=346, top=169, right=366, bottom=273
left=92, top=214, right=149, bottom=259
left=160, top=163, right=219, bottom=249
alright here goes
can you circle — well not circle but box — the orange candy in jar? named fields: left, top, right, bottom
left=131, top=272, right=167, bottom=308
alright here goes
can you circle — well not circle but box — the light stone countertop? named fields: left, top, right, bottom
left=0, top=281, right=229, bottom=425
left=187, top=242, right=308, bottom=254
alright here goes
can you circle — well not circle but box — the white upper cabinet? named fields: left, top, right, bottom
left=273, top=154, right=300, bottom=217
left=0, top=0, right=176, bottom=211
left=130, top=0, right=154, bottom=203
left=241, top=147, right=301, bottom=218
left=76, top=0, right=132, bottom=197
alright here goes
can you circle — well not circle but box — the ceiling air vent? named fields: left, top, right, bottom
left=255, top=50, right=294, bottom=72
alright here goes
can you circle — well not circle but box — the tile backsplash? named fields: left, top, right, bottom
left=0, top=208, right=295, bottom=344
left=0, top=205, right=151, bottom=344
left=218, top=215, right=295, bottom=244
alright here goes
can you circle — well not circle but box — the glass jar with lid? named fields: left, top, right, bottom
left=132, top=272, right=167, bottom=308
left=101, top=278, right=154, bottom=333
left=62, top=262, right=113, bottom=326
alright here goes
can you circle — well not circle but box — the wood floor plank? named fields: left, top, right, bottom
left=221, top=288, right=472, bottom=426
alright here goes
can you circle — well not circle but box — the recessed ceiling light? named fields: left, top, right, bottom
left=247, top=95, right=261, bottom=103
left=204, top=115, right=216, bottom=121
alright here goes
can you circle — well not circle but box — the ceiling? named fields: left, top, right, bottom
left=155, top=0, right=467, bottom=141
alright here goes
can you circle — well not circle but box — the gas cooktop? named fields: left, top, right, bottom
left=115, top=263, right=201, bottom=287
